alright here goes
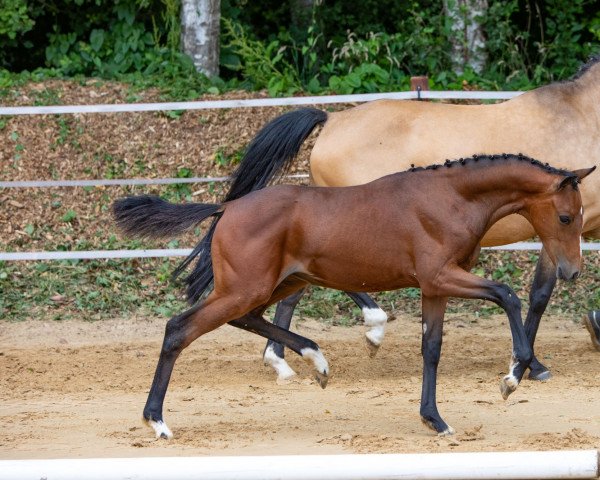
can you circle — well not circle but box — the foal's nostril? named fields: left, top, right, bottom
left=571, top=271, right=580, bottom=281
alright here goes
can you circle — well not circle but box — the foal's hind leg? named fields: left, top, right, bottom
left=345, top=292, right=388, bottom=357
left=143, top=293, right=260, bottom=439
left=263, top=287, right=309, bottom=381
left=232, top=312, right=329, bottom=388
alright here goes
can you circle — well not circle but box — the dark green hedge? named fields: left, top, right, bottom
left=1, top=0, right=598, bottom=95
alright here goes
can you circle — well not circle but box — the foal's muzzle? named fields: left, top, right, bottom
left=557, top=265, right=580, bottom=281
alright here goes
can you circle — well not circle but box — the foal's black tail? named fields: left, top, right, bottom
left=113, top=195, right=223, bottom=304
left=224, top=107, right=328, bottom=201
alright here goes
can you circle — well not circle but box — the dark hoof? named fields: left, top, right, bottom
left=583, top=312, right=600, bottom=352
left=527, top=368, right=552, bottom=381
left=314, top=371, right=328, bottom=389
left=420, top=416, right=455, bottom=436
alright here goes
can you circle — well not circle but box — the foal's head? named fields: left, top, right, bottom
left=523, top=166, right=595, bottom=280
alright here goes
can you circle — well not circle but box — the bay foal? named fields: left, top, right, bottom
left=114, top=155, right=593, bottom=438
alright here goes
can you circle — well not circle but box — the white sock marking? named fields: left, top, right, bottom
left=363, top=307, right=388, bottom=346
left=505, top=356, right=519, bottom=389
left=438, top=425, right=455, bottom=436
left=148, top=419, right=173, bottom=439
left=263, top=345, right=297, bottom=380
left=300, top=347, right=329, bottom=375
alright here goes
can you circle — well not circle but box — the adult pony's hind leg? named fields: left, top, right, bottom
left=345, top=292, right=389, bottom=356
left=262, top=289, right=387, bottom=381
left=263, top=287, right=309, bottom=381
left=584, top=310, right=600, bottom=352
left=419, top=295, right=454, bottom=435
left=231, top=312, right=330, bottom=388
left=523, top=248, right=556, bottom=381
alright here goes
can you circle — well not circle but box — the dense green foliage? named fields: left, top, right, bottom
left=0, top=1, right=599, bottom=96
left=2, top=251, right=599, bottom=321
left=223, top=0, right=600, bottom=94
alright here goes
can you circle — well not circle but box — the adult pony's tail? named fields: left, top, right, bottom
left=163, top=108, right=326, bottom=304
left=113, top=195, right=223, bottom=303
left=224, top=107, right=328, bottom=201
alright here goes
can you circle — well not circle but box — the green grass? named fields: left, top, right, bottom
left=0, top=257, right=187, bottom=321
left=1, top=250, right=597, bottom=323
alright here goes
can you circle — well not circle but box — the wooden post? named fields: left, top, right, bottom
left=410, top=76, right=429, bottom=100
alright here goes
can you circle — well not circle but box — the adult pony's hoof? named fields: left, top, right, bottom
left=363, top=308, right=387, bottom=356
left=145, top=418, right=173, bottom=440
left=500, top=374, right=519, bottom=400
left=583, top=311, right=600, bottom=352
left=420, top=416, right=455, bottom=436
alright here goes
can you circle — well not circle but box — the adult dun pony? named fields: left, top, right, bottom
left=213, top=54, right=600, bottom=382
left=113, top=154, right=594, bottom=438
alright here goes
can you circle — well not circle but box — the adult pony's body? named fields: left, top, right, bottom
left=113, top=155, right=593, bottom=438
left=222, top=55, right=600, bottom=381
left=312, top=85, right=600, bottom=243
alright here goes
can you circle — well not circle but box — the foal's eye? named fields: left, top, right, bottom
left=559, top=215, right=571, bottom=225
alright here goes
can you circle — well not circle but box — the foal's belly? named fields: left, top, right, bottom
left=298, top=245, right=421, bottom=293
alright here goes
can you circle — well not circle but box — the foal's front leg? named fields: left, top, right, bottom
left=419, top=295, right=453, bottom=435
left=522, top=248, right=556, bottom=380
left=430, top=267, right=533, bottom=400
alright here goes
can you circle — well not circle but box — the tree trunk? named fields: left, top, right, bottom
left=180, top=0, right=221, bottom=77
left=443, top=0, right=488, bottom=75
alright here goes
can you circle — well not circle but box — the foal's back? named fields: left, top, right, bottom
left=215, top=170, right=469, bottom=292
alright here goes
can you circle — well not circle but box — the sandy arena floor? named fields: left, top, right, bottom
left=1, top=312, right=599, bottom=459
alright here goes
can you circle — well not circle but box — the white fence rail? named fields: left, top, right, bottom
left=0, top=90, right=522, bottom=116
left=2, top=242, right=600, bottom=262
left=0, top=450, right=598, bottom=480
left=2, top=89, right=597, bottom=262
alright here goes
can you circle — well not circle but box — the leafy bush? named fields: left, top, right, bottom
left=0, top=0, right=598, bottom=98
left=0, top=0, right=33, bottom=40
left=221, top=18, right=302, bottom=95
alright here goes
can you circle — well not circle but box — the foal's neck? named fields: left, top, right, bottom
left=453, top=159, right=556, bottom=226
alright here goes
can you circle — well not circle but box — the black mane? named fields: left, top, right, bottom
left=406, top=153, right=576, bottom=182
left=571, top=53, right=600, bottom=80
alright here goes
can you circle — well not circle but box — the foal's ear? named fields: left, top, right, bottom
left=558, top=166, right=596, bottom=190
left=572, top=166, right=596, bottom=182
